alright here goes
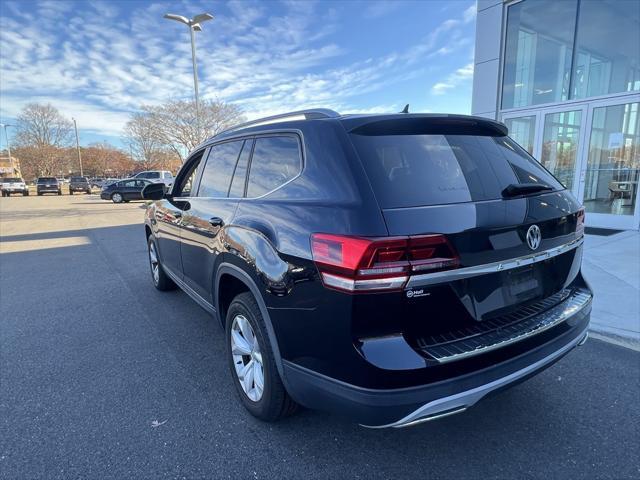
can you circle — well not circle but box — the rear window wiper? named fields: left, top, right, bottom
left=502, top=183, right=554, bottom=198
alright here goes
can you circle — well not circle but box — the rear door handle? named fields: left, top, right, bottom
left=209, top=217, right=224, bottom=227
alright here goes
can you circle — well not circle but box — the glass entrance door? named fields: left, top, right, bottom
left=502, top=96, right=640, bottom=230
left=539, top=108, right=586, bottom=195
left=579, top=98, right=640, bottom=230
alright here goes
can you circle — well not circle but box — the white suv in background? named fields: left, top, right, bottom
left=134, top=170, right=174, bottom=187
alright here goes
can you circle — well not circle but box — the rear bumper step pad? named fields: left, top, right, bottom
left=416, top=288, right=592, bottom=363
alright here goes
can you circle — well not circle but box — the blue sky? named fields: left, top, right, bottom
left=0, top=0, right=477, bottom=148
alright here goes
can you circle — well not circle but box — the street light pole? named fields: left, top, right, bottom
left=72, top=118, right=83, bottom=176
left=163, top=13, right=214, bottom=138
left=189, top=22, right=200, bottom=116
left=0, top=123, right=15, bottom=173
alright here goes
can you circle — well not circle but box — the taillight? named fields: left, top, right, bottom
left=576, top=207, right=585, bottom=237
left=310, top=233, right=459, bottom=293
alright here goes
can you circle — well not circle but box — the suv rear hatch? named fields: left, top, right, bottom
left=344, top=115, right=586, bottom=360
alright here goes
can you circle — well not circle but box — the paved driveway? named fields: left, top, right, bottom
left=1, top=195, right=639, bottom=479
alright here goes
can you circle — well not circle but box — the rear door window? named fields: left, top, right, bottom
left=198, top=140, right=244, bottom=197
left=350, top=134, right=563, bottom=208
left=246, top=135, right=301, bottom=197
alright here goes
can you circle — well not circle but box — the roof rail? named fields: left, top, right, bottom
left=215, top=108, right=340, bottom=137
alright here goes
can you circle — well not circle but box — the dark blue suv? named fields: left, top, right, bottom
left=142, top=109, right=591, bottom=428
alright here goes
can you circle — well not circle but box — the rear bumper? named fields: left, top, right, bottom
left=282, top=296, right=591, bottom=427
left=37, top=188, right=59, bottom=193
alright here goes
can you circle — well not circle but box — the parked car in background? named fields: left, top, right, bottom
left=90, top=177, right=105, bottom=188
left=1, top=177, right=29, bottom=196
left=69, top=176, right=92, bottom=195
left=143, top=109, right=591, bottom=428
left=134, top=170, right=174, bottom=187
left=101, top=178, right=152, bottom=203
left=36, top=177, right=62, bottom=196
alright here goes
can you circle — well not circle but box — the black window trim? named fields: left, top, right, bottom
left=192, top=129, right=305, bottom=200
left=171, top=146, right=209, bottom=199
left=226, top=138, right=255, bottom=198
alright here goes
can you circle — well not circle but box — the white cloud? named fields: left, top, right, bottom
left=0, top=1, right=476, bottom=139
left=430, top=63, right=474, bottom=95
left=463, top=4, right=477, bottom=23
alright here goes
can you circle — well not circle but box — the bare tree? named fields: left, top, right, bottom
left=141, top=99, right=245, bottom=161
left=13, top=103, right=73, bottom=176
left=125, top=113, right=167, bottom=171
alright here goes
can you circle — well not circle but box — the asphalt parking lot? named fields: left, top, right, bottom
left=1, top=194, right=639, bottom=479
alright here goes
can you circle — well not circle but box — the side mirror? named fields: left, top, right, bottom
left=142, top=182, right=167, bottom=200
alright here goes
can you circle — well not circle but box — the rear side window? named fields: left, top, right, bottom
left=148, top=172, right=160, bottom=179
left=198, top=140, right=244, bottom=197
left=228, top=140, right=252, bottom=198
left=350, top=134, right=564, bottom=208
left=247, top=136, right=301, bottom=197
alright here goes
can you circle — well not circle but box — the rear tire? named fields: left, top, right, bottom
left=147, top=236, right=176, bottom=291
left=226, top=292, right=298, bottom=422
left=111, top=192, right=123, bottom=203
left=58, top=190, right=62, bottom=196
left=69, top=190, right=73, bottom=195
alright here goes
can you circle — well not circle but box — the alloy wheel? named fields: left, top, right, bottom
left=112, top=192, right=122, bottom=203
left=230, top=314, right=264, bottom=402
left=148, top=242, right=160, bottom=285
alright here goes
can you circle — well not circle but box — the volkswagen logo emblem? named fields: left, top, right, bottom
left=526, top=224, right=541, bottom=251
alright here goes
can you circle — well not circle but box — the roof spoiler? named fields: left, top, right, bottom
left=347, top=114, right=508, bottom=137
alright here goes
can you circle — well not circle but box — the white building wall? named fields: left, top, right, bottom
left=471, top=0, right=504, bottom=119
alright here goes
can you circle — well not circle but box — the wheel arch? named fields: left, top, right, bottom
left=215, top=263, right=285, bottom=378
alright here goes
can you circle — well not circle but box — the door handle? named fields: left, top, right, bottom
left=209, top=217, right=224, bottom=227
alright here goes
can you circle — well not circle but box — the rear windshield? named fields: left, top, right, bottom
left=38, top=177, right=57, bottom=183
left=350, top=134, right=564, bottom=208
left=71, top=177, right=88, bottom=182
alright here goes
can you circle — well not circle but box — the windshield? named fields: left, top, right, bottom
left=350, top=134, right=564, bottom=209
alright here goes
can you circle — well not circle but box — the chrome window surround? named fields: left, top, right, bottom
left=406, top=236, right=584, bottom=289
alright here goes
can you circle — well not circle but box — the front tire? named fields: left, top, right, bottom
left=226, top=292, right=298, bottom=422
left=147, top=237, right=176, bottom=291
left=111, top=192, right=123, bottom=203
left=69, top=190, right=73, bottom=195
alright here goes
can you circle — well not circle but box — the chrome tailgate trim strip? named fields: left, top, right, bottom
left=406, top=237, right=584, bottom=289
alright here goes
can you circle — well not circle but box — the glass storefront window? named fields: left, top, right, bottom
left=502, top=0, right=578, bottom=109
left=583, top=102, right=640, bottom=216
left=571, top=0, right=640, bottom=99
left=504, top=115, right=536, bottom=154
left=540, top=110, right=582, bottom=190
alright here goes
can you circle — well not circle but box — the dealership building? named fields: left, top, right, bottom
left=472, top=0, right=640, bottom=230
